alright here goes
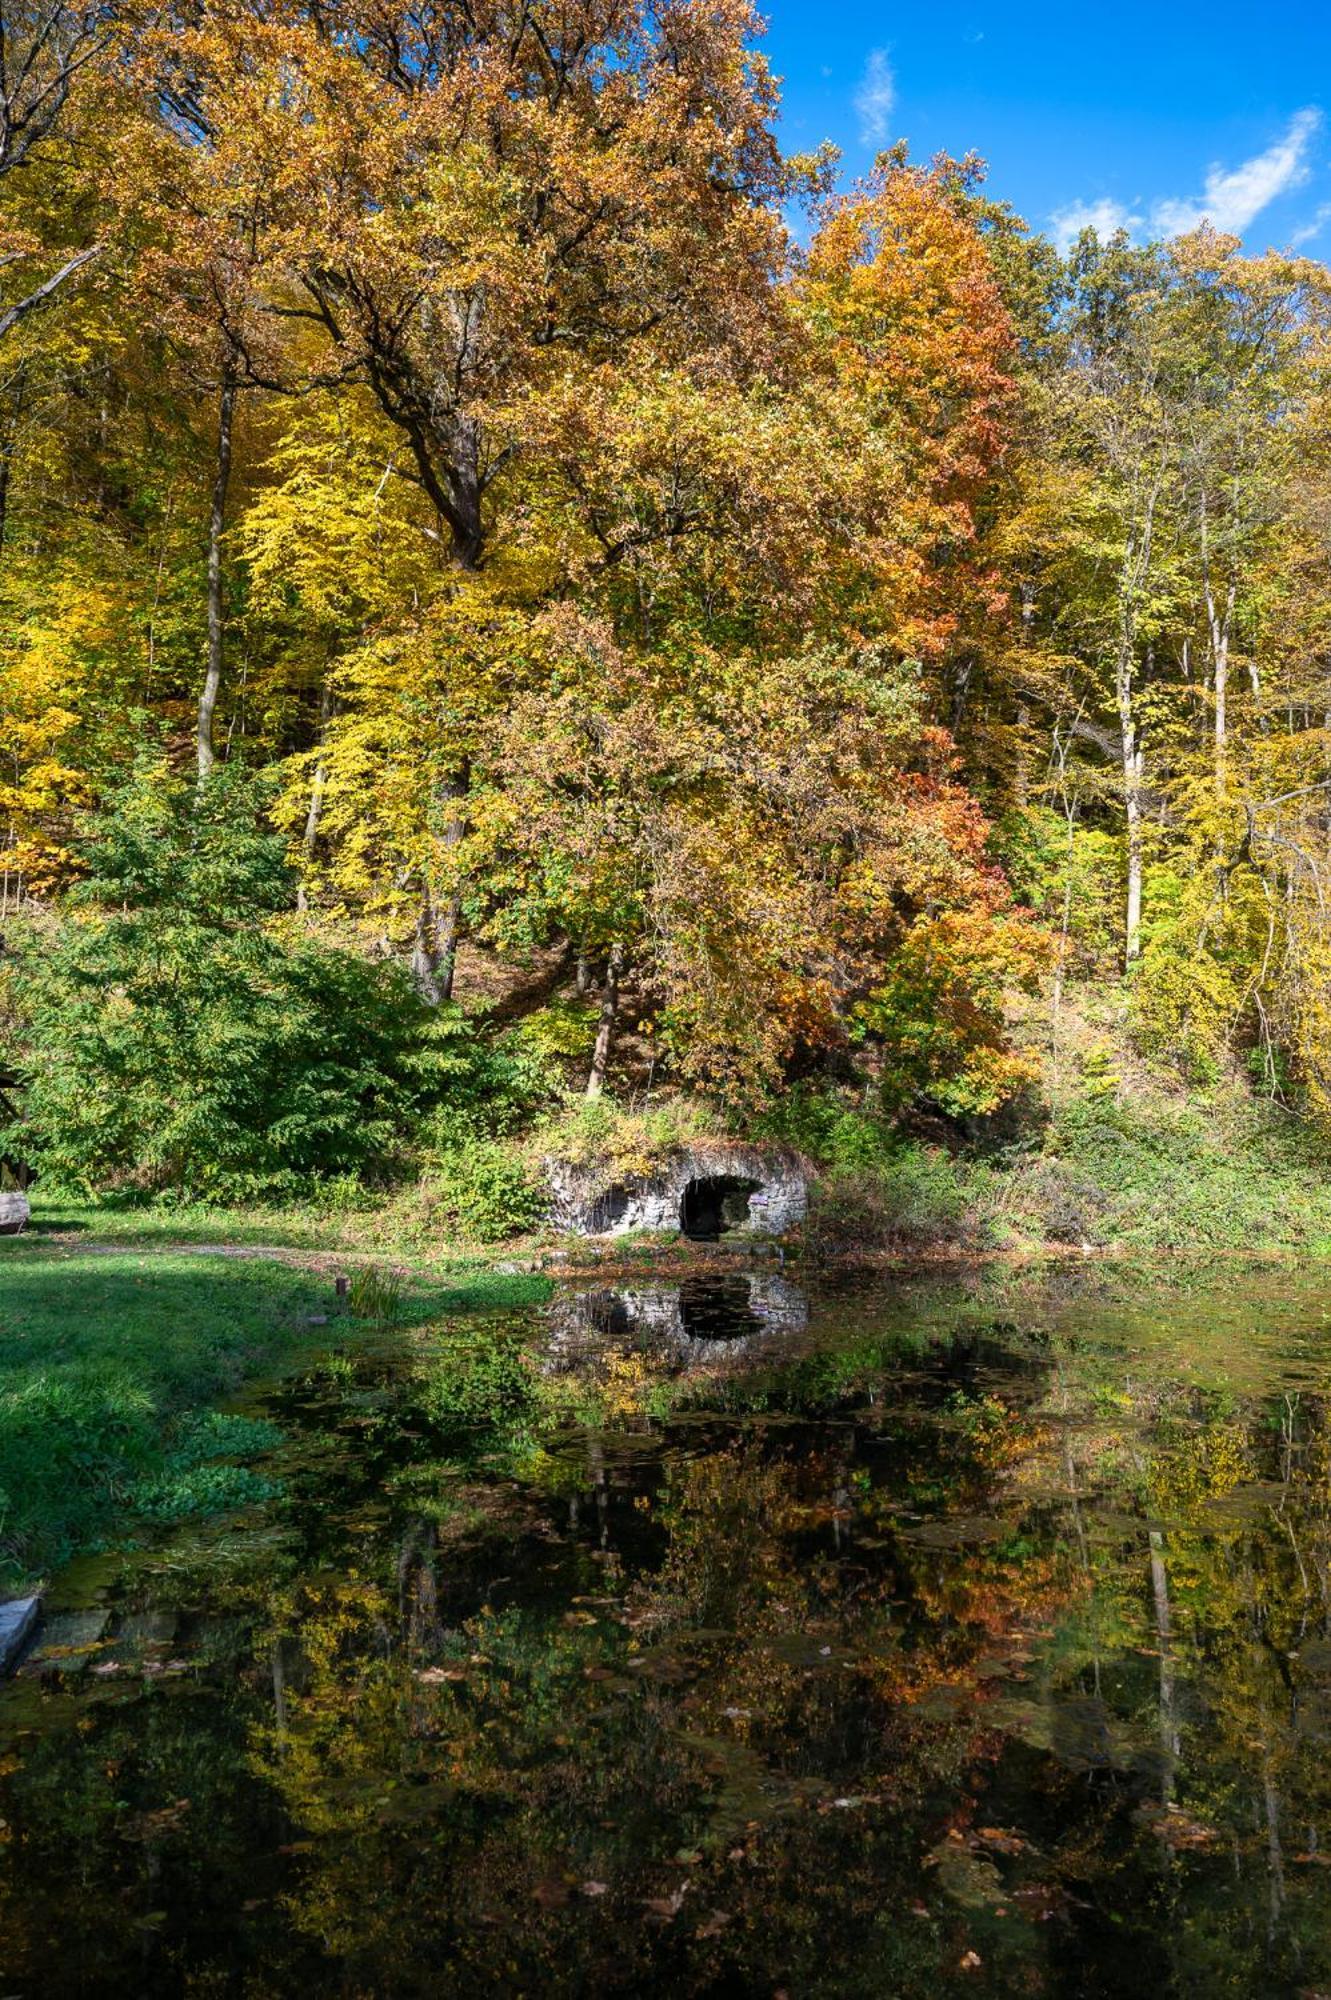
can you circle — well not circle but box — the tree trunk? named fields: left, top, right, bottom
left=1200, top=492, right=1236, bottom=792
left=296, top=682, right=333, bottom=912
left=1148, top=1528, right=1178, bottom=1803
left=411, top=884, right=462, bottom=1005
left=1114, top=499, right=1158, bottom=968
left=410, top=764, right=469, bottom=1004
left=1124, top=739, right=1144, bottom=965
left=1116, top=640, right=1145, bottom=965
left=586, top=945, right=624, bottom=1099
left=0, top=361, right=29, bottom=562
left=197, top=375, right=236, bottom=781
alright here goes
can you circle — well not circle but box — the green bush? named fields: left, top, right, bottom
left=131, top=1462, right=279, bottom=1520
left=807, top=1143, right=971, bottom=1255
left=429, top=1141, right=545, bottom=1241
left=2, top=763, right=501, bottom=1201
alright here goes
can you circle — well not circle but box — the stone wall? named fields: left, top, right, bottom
left=545, top=1143, right=809, bottom=1239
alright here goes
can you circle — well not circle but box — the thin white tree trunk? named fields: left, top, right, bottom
left=586, top=945, right=624, bottom=1099
left=197, top=375, right=236, bottom=781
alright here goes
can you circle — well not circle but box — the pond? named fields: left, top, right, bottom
left=6, top=1262, right=1331, bottom=1995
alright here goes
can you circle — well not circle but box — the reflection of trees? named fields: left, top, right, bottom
left=14, top=1298, right=1331, bottom=1992
left=242, top=1358, right=1077, bottom=1996
left=1020, top=1365, right=1331, bottom=1990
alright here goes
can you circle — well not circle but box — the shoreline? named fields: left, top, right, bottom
left=8, top=1222, right=1328, bottom=1289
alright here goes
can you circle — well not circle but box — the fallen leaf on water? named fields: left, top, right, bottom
left=119, top=1800, right=191, bottom=1843
left=1135, top=1804, right=1218, bottom=1851
left=642, top=1883, right=691, bottom=1922
left=696, top=1910, right=732, bottom=1940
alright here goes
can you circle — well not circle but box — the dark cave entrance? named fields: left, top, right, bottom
left=587, top=1184, right=631, bottom=1233
left=679, top=1174, right=761, bottom=1241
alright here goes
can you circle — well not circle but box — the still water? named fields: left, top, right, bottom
left=6, top=1263, right=1331, bottom=1996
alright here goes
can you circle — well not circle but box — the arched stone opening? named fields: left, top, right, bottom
left=679, top=1174, right=761, bottom=1241
left=587, top=1184, right=631, bottom=1233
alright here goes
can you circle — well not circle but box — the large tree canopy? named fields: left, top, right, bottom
left=4, top=0, right=1331, bottom=1166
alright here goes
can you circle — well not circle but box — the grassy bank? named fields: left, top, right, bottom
left=18, top=977, right=1331, bottom=1268
left=802, top=1086, right=1331, bottom=1259
left=0, top=1241, right=551, bottom=1593
left=25, top=1081, right=1331, bottom=1271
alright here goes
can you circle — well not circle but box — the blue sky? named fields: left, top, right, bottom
left=762, top=2, right=1331, bottom=252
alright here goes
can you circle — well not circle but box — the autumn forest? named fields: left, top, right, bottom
left=4, top=0, right=1331, bottom=1223
left=14, top=10, right=1331, bottom=1992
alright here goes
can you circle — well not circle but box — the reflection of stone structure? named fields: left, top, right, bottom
left=0, top=1191, right=29, bottom=1236
left=546, top=1273, right=810, bottom=1371
left=0, top=1594, right=40, bottom=1676
left=545, top=1144, right=809, bottom=1239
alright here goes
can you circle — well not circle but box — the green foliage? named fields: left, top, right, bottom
left=415, top=1010, right=563, bottom=1154
left=535, top=1093, right=721, bottom=1180
left=131, top=1462, right=279, bottom=1521
left=129, top=1407, right=284, bottom=1520
left=807, top=1145, right=971, bottom=1256
left=428, top=1141, right=544, bottom=1243
left=753, top=1087, right=895, bottom=1168
left=995, top=809, right=1121, bottom=976
left=347, top=1264, right=405, bottom=1322
left=166, top=1411, right=284, bottom=1465
left=5, top=765, right=467, bottom=1200
left=1008, top=1080, right=1331, bottom=1252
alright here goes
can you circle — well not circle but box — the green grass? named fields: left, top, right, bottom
left=0, top=1241, right=552, bottom=1592
left=25, top=1193, right=413, bottom=1252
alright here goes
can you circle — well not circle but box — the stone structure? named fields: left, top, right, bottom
left=0, top=1190, right=29, bottom=1236
left=545, top=1143, right=809, bottom=1239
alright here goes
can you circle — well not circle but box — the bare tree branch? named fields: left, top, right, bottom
left=0, top=238, right=98, bottom=339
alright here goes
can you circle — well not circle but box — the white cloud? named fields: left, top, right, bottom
left=1151, top=108, right=1321, bottom=236
left=855, top=49, right=895, bottom=147
left=1291, top=200, right=1331, bottom=248
left=1050, top=197, right=1143, bottom=254
left=1051, top=108, right=1324, bottom=253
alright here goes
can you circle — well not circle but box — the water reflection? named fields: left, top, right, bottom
left=6, top=1269, right=1331, bottom=1994
left=547, top=1272, right=809, bottom=1366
